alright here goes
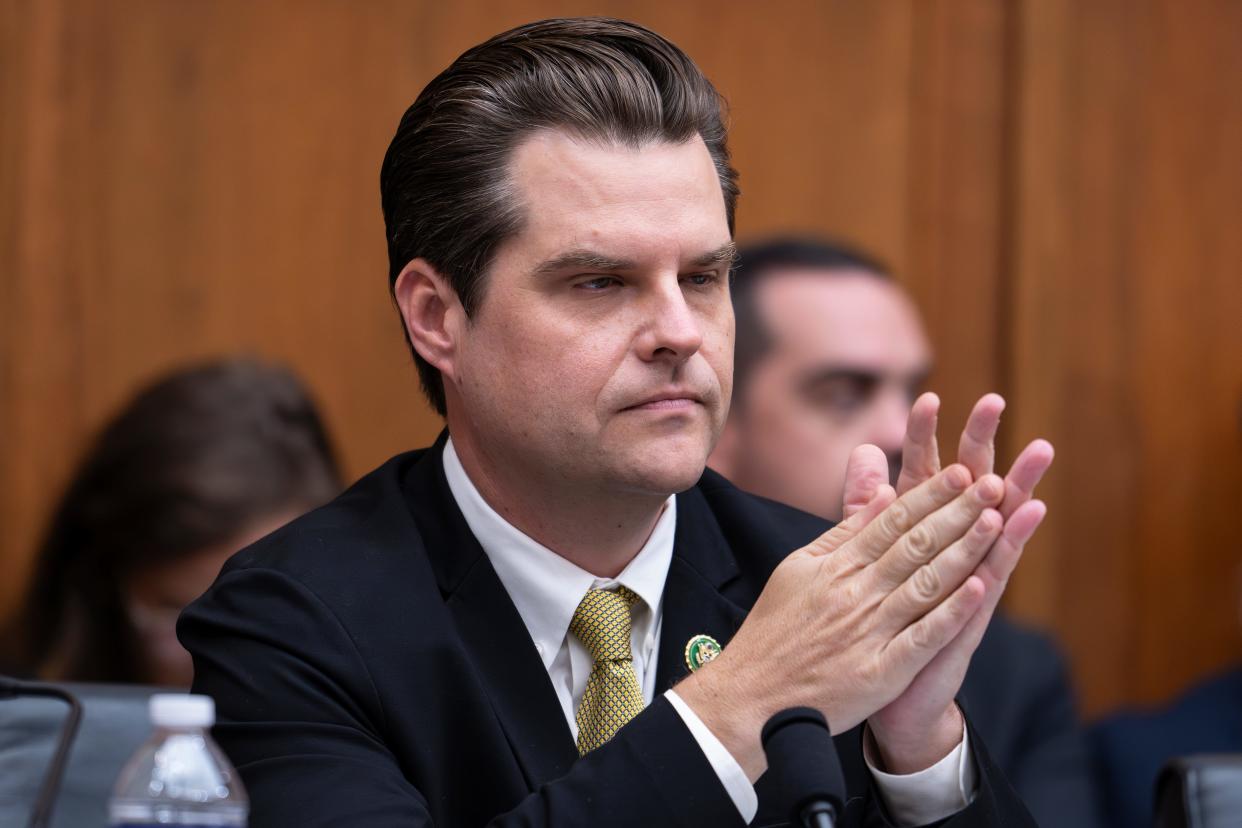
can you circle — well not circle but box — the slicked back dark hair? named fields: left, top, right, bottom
left=731, top=237, right=891, bottom=399
left=380, top=17, right=739, bottom=415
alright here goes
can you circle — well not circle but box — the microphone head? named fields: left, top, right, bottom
left=761, top=707, right=847, bottom=822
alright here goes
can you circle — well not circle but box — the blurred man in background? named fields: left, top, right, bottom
left=710, top=238, right=1101, bottom=828
left=1092, top=649, right=1242, bottom=828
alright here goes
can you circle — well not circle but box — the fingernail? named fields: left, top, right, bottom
left=975, top=509, right=1000, bottom=534
left=946, top=466, right=970, bottom=491
left=975, top=476, right=1002, bottom=502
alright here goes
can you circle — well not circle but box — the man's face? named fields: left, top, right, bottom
left=719, top=270, right=931, bottom=520
left=444, top=131, right=734, bottom=500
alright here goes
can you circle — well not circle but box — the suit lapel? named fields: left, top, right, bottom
left=403, top=441, right=753, bottom=787
left=655, top=485, right=749, bottom=694
left=446, top=559, right=580, bottom=785
left=403, top=436, right=578, bottom=789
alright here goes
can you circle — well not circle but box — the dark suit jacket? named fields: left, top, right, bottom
left=1090, top=668, right=1242, bottom=828
left=180, top=439, right=1034, bottom=827
left=960, top=617, right=1101, bottom=828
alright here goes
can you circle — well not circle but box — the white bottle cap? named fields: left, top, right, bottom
left=149, top=693, right=215, bottom=728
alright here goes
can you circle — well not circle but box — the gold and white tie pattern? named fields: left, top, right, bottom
left=568, top=586, right=645, bottom=755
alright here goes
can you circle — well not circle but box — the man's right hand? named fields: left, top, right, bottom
left=675, top=464, right=1003, bottom=781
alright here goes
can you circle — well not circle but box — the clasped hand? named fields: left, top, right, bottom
left=679, top=393, right=1054, bottom=781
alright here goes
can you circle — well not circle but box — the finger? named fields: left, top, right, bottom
left=883, top=501, right=1047, bottom=703
left=999, top=439, right=1054, bottom=520
left=876, top=603, right=987, bottom=722
left=902, top=590, right=995, bottom=695
left=956, top=394, right=1005, bottom=479
left=943, top=602, right=993, bottom=666
left=896, top=392, right=941, bottom=495
left=806, top=485, right=896, bottom=557
left=879, top=508, right=1003, bottom=629
left=885, top=574, right=986, bottom=673
left=843, top=444, right=890, bottom=519
left=976, top=500, right=1047, bottom=586
left=842, top=464, right=974, bottom=569
left=867, top=473, right=1005, bottom=589
left=924, top=502, right=1046, bottom=661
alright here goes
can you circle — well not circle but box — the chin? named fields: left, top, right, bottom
left=612, top=440, right=711, bottom=496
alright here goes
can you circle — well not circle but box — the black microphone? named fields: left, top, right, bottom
left=0, top=675, right=83, bottom=828
left=761, top=707, right=846, bottom=828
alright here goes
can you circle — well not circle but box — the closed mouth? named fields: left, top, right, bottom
left=623, top=393, right=703, bottom=411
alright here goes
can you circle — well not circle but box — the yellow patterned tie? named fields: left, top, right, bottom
left=569, top=586, right=646, bottom=755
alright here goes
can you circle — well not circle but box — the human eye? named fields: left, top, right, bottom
left=814, top=380, right=866, bottom=412
left=574, top=275, right=621, bottom=292
left=804, top=374, right=879, bottom=418
left=682, top=271, right=721, bottom=288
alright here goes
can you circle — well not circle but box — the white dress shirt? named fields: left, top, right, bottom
left=442, top=438, right=974, bottom=825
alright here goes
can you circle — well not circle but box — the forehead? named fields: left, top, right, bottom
left=755, top=270, right=931, bottom=368
left=503, top=130, right=730, bottom=263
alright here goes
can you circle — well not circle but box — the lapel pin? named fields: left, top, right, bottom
left=684, top=634, right=722, bottom=672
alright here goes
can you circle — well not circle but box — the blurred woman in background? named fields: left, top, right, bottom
left=0, top=357, right=342, bottom=686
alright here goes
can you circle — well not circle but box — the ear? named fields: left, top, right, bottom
left=393, top=258, right=464, bottom=386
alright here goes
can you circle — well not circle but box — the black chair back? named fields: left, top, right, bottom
left=1155, top=754, right=1242, bottom=828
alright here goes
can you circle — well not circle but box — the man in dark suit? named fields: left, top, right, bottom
left=1090, top=667, right=1242, bottom=828
left=709, top=238, right=1100, bottom=827
left=180, top=18, right=1055, bottom=826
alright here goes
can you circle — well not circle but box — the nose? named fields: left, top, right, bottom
left=635, top=279, right=704, bottom=364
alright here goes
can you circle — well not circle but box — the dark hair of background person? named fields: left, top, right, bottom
left=0, top=357, right=342, bottom=684
left=380, top=16, right=740, bottom=416
left=731, top=237, right=892, bottom=403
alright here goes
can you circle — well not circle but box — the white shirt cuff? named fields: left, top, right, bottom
left=863, top=718, right=978, bottom=826
left=665, top=689, right=759, bottom=822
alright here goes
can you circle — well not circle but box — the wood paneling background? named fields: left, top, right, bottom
left=2, top=0, right=1239, bottom=715
left=1005, top=0, right=1242, bottom=712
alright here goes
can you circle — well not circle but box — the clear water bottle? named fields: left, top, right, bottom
left=108, top=694, right=248, bottom=827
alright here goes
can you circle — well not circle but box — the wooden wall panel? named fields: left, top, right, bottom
left=902, top=0, right=1010, bottom=445
left=3, top=0, right=94, bottom=615
left=3, top=0, right=1240, bottom=717
left=723, top=0, right=914, bottom=260
left=0, top=0, right=928, bottom=623
left=1006, top=0, right=1242, bottom=713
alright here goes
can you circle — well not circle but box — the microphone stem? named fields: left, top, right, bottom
left=804, top=803, right=836, bottom=828
left=1, top=677, right=84, bottom=828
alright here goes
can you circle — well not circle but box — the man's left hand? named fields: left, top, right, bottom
left=842, top=392, right=1055, bottom=773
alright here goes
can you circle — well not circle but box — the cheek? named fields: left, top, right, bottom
left=754, top=390, right=815, bottom=439
left=704, top=307, right=734, bottom=373
left=702, top=337, right=733, bottom=394
left=758, top=399, right=854, bottom=464
left=463, top=315, right=621, bottom=420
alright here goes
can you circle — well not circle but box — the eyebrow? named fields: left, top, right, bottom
left=533, top=250, right=634, bottom=274
left=691, top=242, right=739, bottom=268
left=531, top=242, right=737, bottom=275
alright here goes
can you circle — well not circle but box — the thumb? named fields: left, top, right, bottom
left=843, top=443, right=889, bottom=519
left=805, top=483, right=896, bottom=557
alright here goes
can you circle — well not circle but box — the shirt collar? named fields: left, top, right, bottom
left=442, top=437, right=675, bottom=670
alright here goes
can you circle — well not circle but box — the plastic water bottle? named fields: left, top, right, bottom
left=108, top=694, right=248, bottom=827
